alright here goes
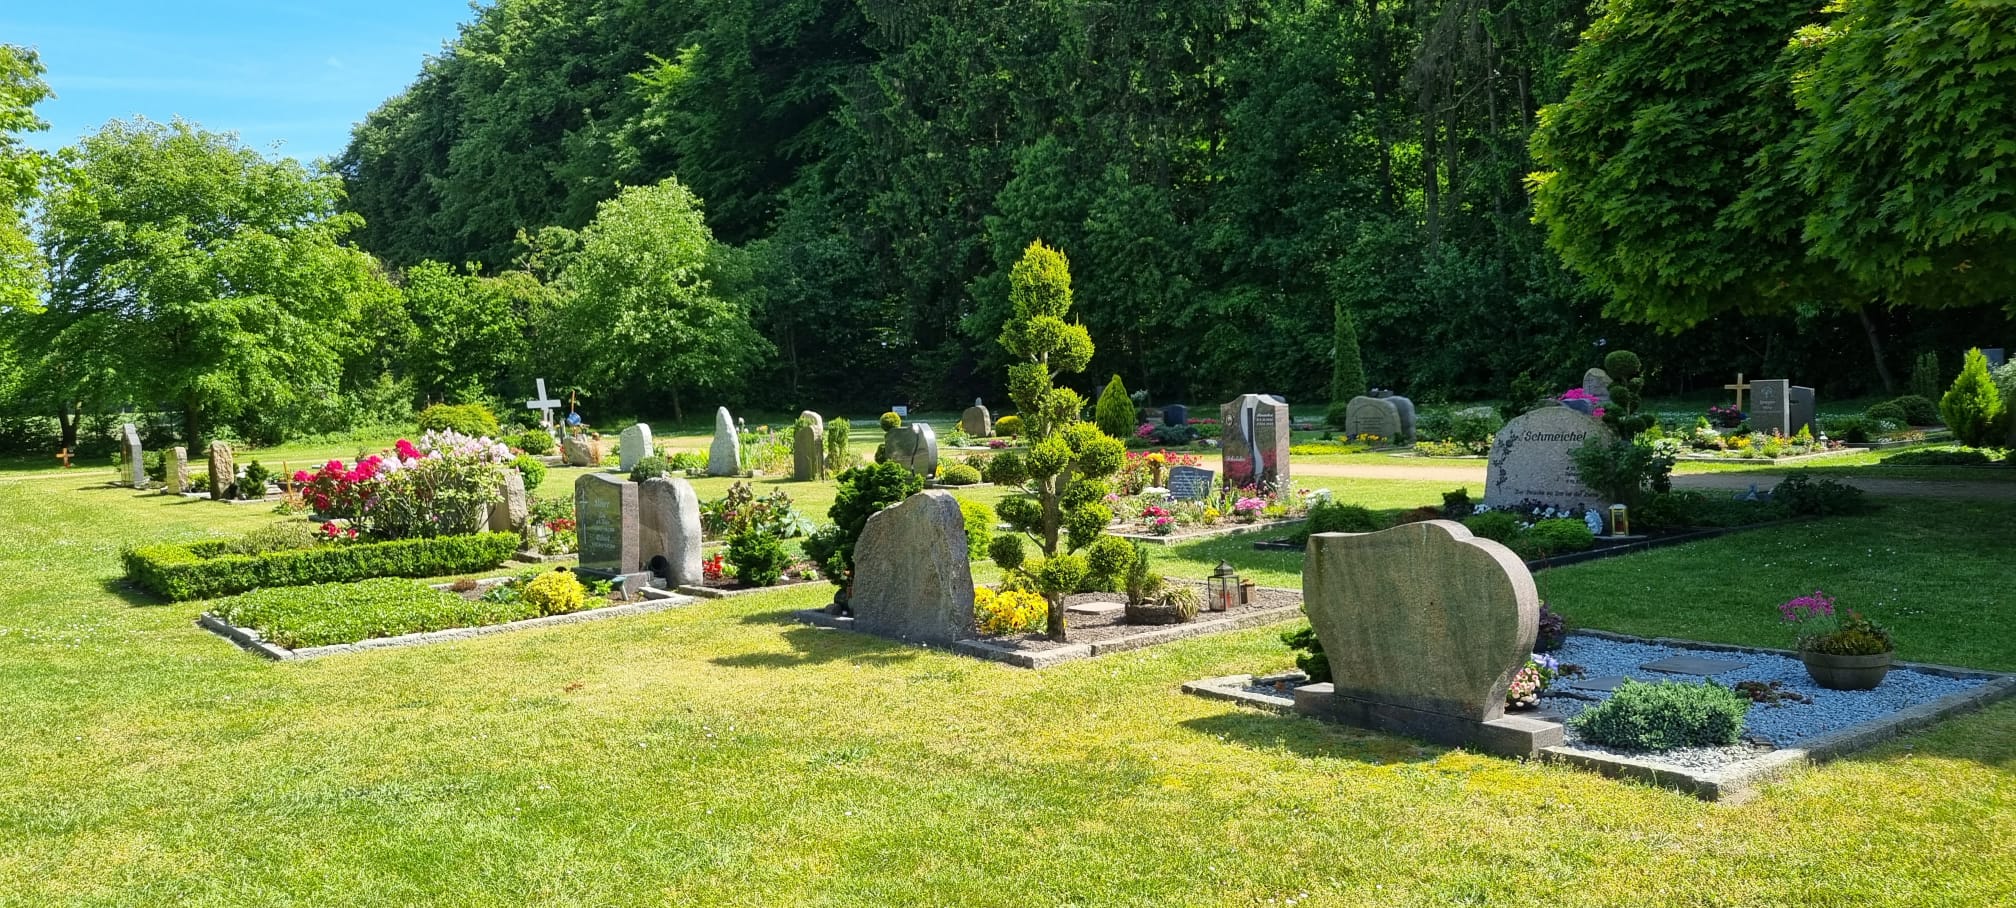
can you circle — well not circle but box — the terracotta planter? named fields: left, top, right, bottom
left=1800, top=650, right=1892, bottom=691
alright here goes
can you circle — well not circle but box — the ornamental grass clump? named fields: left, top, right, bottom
left=1571, top=680, right=1749, bottom=751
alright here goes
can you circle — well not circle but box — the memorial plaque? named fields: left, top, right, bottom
left=1751, top=379, right=1791, bottom=436
left=1482, top=407, right=1613, bottom=511
left=1167, top=465, right=1214, bottom=501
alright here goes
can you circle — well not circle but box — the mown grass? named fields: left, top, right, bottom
left=0, top=469, right=2012, bottom=906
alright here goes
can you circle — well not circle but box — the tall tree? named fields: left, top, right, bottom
left=0, top=45, right=51, bottom=314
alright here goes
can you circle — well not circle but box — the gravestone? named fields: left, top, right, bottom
left=1343, top=396, right=1401, bottom=442
left=488, top=470, right=528, bottom=533
left=166, top=446, right=190, bottom=494
left=1751, top=379, right=1791, bottom=436
left=1162, top=404, right=1189, bottom=428
left=562, top=434, right=600, bottom=467
left=799, top=410, right=825, bottom=434
left=1294, top=520, right=1559, bottom=757
left=1483, top=407, right=1613, bottom=511
left=961, top=401, right=992, bottom=437
left=885, top=423, right=939, bottom=478
left=849, top=491, right=976, bottom=645
left=1220, top=394, right=1291, bottom=491
left=574, top=473, right=642, bottom=580
left=1582, top=368, right=1614, bottom=405
left=1167, top=465, right=1215, bottom=501
left=618, top=423, right=654, bottom=473
left=1984, top=348, right=2007, bottom=369
left=792, top=422, right=823, bottom=481
left=206, top=441, right=235, bottom=501
left=121, top=423, right=145, bottom=487
left=707, top=407, right=740, bottom=476
left=640, top=476, right=704, bottom=587
left=1560, top=397, right=1596, bottom=417
left=1789, top=386, right=1816, bottom=438
left=1386, top=395, right=1417, bottom=443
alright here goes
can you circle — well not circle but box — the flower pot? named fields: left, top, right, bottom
left=1800, top=650, right=1892, bottom=690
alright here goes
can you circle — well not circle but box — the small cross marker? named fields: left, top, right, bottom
left=1723, top=372, right=1752, bottom=411
left=55, top=448, right=72, bottom=468
left=525, top=378, right=562, bottom=428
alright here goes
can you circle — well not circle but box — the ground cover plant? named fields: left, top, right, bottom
left=2, top=465, right=2015, bottom=906
left=208, top=577, right=547, bottom=650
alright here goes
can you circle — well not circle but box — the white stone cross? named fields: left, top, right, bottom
left=525, top=378, right=562, bottom=427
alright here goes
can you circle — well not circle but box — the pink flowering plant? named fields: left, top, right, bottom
left=1505, top=653, right=1562, bottom=710
left=1559, top=388, right=1607, bottom=420
left=1232, top=496, right=1267, bottom=520
left=292, top=430, right=511, bottom=540
left=1780, top=589, right=1893, bottom=656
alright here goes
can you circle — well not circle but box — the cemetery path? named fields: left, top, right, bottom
left=1293, top=462, right=2016, bottom=500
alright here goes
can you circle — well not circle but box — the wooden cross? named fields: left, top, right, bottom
left=55, top=448, right=72, bottom=468
left=1723, top=372, right=1751, bottom=411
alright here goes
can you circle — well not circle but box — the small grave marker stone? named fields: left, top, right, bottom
left=618, top=423, right=654, bottom=473
left=707, top=407, right=740, bottom=476
left=206, top=441, right=235, bottom=501
left=792, top=422, right=823, bottom=481
left=1789, top=386, right=1816, bottom=437
left=961, top=401, right=992, bottom=437
left=1163, top=404, right=1189, bottom=428
left=121, top=423, right=145, bottom=487
left=1167, top=465, right=1214, bottom=501
left=1582, top=368, right=1614, bottom=405
left=166, top=446, right=189, bottom=493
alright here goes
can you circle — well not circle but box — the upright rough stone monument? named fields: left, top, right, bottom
left=640, top=476, right=704, bottom=587
left=1581, top=368, right=1614, bottom=405
left=792, top=421, right=824, bottom=481
left=574, top=473, right=643, bottom=584
left=489, top=470, right=528, bottom=533
left=1220, top=394, right=1291, bottom=491
left=562, top=434, right=600, bottom=467
left=206, top=441, right=235, bottom=501
left=1482, top=407, right=1612, bottom=511
left=618, top=423, right=654, bottom=473
left=799, top=410, right=825, bottom=434
left=120, top=423, right=146, bottom=487
left=166, top=446, right=190, bottom=494
left=1343, top=396, right=1401, bottom=442
left=849, top=491, right=976, bottom=645
left=1751, top=379, right=1791, bottom=436
left=1294, top=521, right=1560, bottom=757
left=707, top=407, right=740, bottom=476
left=885, top=423, right=939, bottom=478
left=961, top=400, right=992, bottom=437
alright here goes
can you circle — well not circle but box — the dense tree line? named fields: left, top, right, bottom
left=2, top=0, right=2012, bottom=452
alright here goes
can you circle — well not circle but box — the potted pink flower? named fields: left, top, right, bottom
left=1781, top=590, right=1894, bottom=690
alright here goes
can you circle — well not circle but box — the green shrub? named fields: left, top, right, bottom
left=668, top=452, right=707, bottom=473
left=1525, top=518, right=1595, bottom=556
left=1940, top=348, right=2006, bottom=446
left=512, top=430, right=555, bottom=455
left=1324, top=399, right=1352, bottom=431
left=1462, top=510, right=1522, bottom=543
left=208, top=577, right=540, bottom=650
left=1449, top=408, right=1503, bottom=446
left=815, top=463, right=925, bottom=587
left=1635, top=491, right=1773, bottom=529
left=417, top=403, right=501, bottom=438
left=1094, top=374, right=1134, bottom=439
left=994, top=415, right=1023, bottom=438
left=1292, top=499, right=1381, bottom=544
left=1882, top=447, right=1997, bottom=466
left=513, top=454, right=547, bottom=491
left=879, top=411, right=903, bottom=431
left=959, top=499, right=996, bottom=560
left=939, top=463, right=982, bottom=485
left=123, top=532, right=519, bottom=601
left=727, top=530, right=789, bottom=587
left=1571, top=436, right=1675, bottom=507
left=1909, top=351, right=1943, bottom=401
left=1863, top=401, right=1909, bottom=424
left=1281, top=621, right=1330, bottom=683
left=1082, top=534, right=1136, bottom=591
left=1771, top=474, right=1872, bottom=516
left=823, top=418, right=851, bottom=474
left=235, top=461, right=274, bottom=500
left=1571, top=680, right=1749, bottom=751
left=629, top=455, right=673, bottom=482
left=219, top=521, right=324, bottom=556
left=1441, top=487, right=1474, bottom=518
left=523, top=570, right=588, bottom=615
left=1884, top=394, right=1941, bottom=427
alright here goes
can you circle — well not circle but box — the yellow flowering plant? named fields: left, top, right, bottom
left=974, top=586, right=1048, bottom=635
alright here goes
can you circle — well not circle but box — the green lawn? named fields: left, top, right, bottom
left=1, top=469, right=2012, bottom=906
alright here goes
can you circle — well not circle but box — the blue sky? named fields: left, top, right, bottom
left=5, top=1, right=476, bottom=163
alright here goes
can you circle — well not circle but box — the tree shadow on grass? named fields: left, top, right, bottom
left=1180, top=710, right=1443, bottom=767
left=102, top=576, right=169, bottom=608
left=711, top=625, right=920, bottom=669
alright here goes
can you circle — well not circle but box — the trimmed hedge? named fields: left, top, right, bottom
left=210, top=577, right=539, bottom=650
left=124, top=532, right=519, bottom=601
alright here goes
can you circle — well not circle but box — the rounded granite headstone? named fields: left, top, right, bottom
left=1343, top=396, right=1402, bottom=442
left=1482, top=407, right=1613, bottom=511
left=618, top=423, right=654, bottom=473
left=707, top=407, right=740, bottom=476
left=961, top=405, right=992, bottom=437
left=1385, top=396, right=1417, bottom=442
left=1581, top=368, right=1614, bottom=405
left=884, top=423, right=939, bottom=478
left=640, top=475, right=704, bottom=586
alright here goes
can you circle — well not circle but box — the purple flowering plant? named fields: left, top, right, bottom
left=1780, top=589, right=1893, bottom=656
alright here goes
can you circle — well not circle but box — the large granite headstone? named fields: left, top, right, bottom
left=166, top=446, right=190, bottom=494
left=885, top=423, right=939, bottom=478
left=206, top=441, right=235, bottom=501
left=961, top=402, right=992, bottom=437
left=573, top=473, right=642, bottom=577
left=792, top=423, right=824, bottom=481
left=640, top=476, right=703, bottom=587
left=707, top=407, right=740, bottom=476
left=618, top=423, right=654, bottom=473
left=1386, top=395, right=1417, bottom=443
left=1220, top=394, right=1291, bottom=491
left=1167, top=465, right=1214, bottom=501
left=1581, top=368, right=1614, bottom=405
left=1751, top=379, right=1791, bottom=436
left=1789, top=386, right=1816, bottom=438
left=849, top=491, right=975, bottom=644
left=562, top=434, right=600, bottom=467
left=1482, top=407, right=1613, bottom=511
left=488, top=469, right=528, bottom=532
left=1163, top=404, right=1189, bottom=428
left=1294, top=521, right=1558, bottom=757
left=1343, top=396, right=1401, bottom=442
left=121, top=423, right=145, bottom=487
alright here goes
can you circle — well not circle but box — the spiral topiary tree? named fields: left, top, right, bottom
left=1599, top=350, right=1653, bottom=440
left=988, top=240, right=1122, bottom=639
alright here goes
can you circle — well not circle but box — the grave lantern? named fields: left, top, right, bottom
left=1608, top=503, right=1629, bottom=537
left=1208, top=561, right=1240, bottom=612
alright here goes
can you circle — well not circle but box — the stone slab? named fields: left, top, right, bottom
left=1064, top=601, right=1126, bottom=617
left=1342, top=396, right=1401, bottom=442
left=1751, top=378, right=1791, bottom=436
left=707, top=407, right=740, bottom=476
left=618, top=423, right=654, bottom=473
left=1639, top=656, right=1750, bottom=676
left=1292, top=682, right=1566, bottom=758
left=848, top=491, right=973, bottom=644
left=574, top=473, right=641, bottom=575
left=1220, top=394, right=1290, bottom=491
left=1567, top=674, right=1629, bottom=692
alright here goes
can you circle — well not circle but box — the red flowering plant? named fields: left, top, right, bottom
left=294, top=455, right=386, bottom=520
left=292, top=431, right=511, bottom=541
left=702, top=553, right=726, bottom=582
